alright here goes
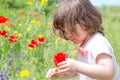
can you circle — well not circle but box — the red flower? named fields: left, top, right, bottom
left=38, top=37, right=45, bottom=44
left=28, top=40, right=38, bottom=48
left=9, top=34, right=18, bottom=42
left=54, top=52, right=69, bottom=67
left=0, top=16, right=9, bottom=23
left=0, top=30, right=7, bottom=37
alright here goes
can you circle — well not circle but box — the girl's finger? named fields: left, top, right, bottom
left=57, top=61, right=66, bottom=66
left=58, top=64, right=68, bottom=70
left=59, top=68, right=69, bottom=73
left=46, top=69, right=55, bottom=78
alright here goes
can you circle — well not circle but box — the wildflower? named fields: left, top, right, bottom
left=0, top=16, right=9, bottom=23
left=26, top=1, right=33, bottom=6
left=38, top=37, right=45, bottom=44
left=54, top=52, right=69, bottom=67
left=40, top=0, right=48, bottom=6
left=8, top=60, right=12, bottom=65
left=20, top=70, right=30, bottom=77
left=8, top=34, right=18, bottom=42
left=13, top=30, right=18, bottom=34
left=39, top=34, right=44, bottom=38
left=16, top=55, right=21, bottom=59
left=28, top=40, right=38, bottom=48
left=0, top=73, right=4, bottom=78
left=0, top=30, right=7, bottom=38
left=27, top=28, right=31, bottom=32
left=30, top=20, right=36, bottom=24
left=18, top=23, right=22, bottom=27
left=18, top=33, right=23, bottom=37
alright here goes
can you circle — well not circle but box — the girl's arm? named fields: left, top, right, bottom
left=58, top=53, right=115, bottom=80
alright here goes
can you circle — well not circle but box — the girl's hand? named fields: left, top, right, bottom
left=57, top=58, right=78, bottom=73
left=46, top=68, right=59, bottom=78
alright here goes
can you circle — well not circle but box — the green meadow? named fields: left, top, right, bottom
left=0, top=0, right=120, bottom=80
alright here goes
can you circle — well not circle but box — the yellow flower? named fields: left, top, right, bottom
left=18, top=23, right=22, bottom=27
left=40, top=0, right=48, bottom=6
left=39, top=34, right=44, bottom=38
left=18, top=33, right=23, bottom=37
left=30, top=20, right=36, bottom=24
left=27, top=28, right=31, bottom=32
left=14, top=30, right=18, bottom=34
left=20, top=70, right=30, bottom=77
left=26, top=1, right=33, bottom=6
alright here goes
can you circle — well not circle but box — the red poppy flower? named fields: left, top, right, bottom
left=38, top=37, right=45, bottom=44
left=28, top=40, right=38, bottom=48
left=0, top=16, right=9, bottom=23
left=0, top=30, right=7, bottom=37
left=54, top=52, right=69, bottom=67
left=9, top=34, right=18, bottom=42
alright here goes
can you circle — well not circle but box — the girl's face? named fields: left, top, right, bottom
left=64, top=24, right=91, bottom=44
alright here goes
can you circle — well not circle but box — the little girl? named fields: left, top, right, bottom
left=46, top=0, right=120, bottom=80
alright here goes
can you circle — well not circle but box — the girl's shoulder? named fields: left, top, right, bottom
left=86, top=32, right=108, bottom=46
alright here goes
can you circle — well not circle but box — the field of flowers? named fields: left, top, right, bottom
left=0, top=0, right=120, bottom=80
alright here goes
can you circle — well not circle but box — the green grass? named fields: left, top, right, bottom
left=100, top=6, right=120, bottom=66
left=0, top=1, right=120, bottom=79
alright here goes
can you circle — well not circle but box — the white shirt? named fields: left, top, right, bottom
left=77, top=32, right=120, bottom=80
